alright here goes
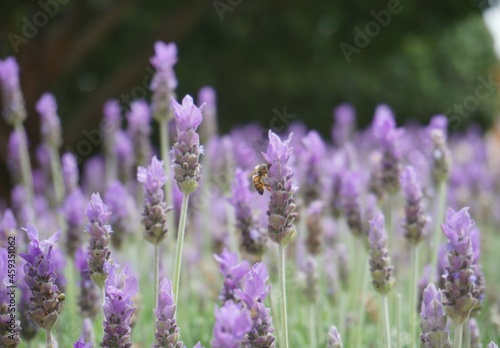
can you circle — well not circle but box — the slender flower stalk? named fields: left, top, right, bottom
left=262, top=130, right=297, bottom=348
left=150, top=41, right=177, bottom=226
left=19, top=224, right=64, bottom=347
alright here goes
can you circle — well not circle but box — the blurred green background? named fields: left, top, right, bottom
left=0, top=0, right=499, bottom=198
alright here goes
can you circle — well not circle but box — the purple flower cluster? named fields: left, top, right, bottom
left=214, top=249, right=251, bottom=302
left=62, top=152, right=79, bottom=195
left=61, top=188, right=87, bottom=256
left=150, top=41, right=177, bottom=122
left=305, top=200, right=325, bottom=255
left=105, top=181, right=137, bottom=249
left=138, top=156, right=171, bottom=244
left=171, top=95, right=204, bottom=195
left=36, top=93, right=62, bottom=148
left=0, top=57, right=26, bottom=125
left=368, top=212, right=395, bottom=294
left=154, top=278, right=183, bottom=348
left=400, top=165, right=428, bottom=244
left=212, top=300, right=252, bottom=348
left=263, top=131, right=298, bottom=245
left=419, top=283, right=450, bottom=348
left=298, top=130, right=326, bottom=204
left=441, top=207, right=484, bottom=324
left=75, top=247, right=99, bottom=321
left=340, top=171, right=364, bottom=238
left=127, top=100, right=152, bottom=166
left=19, top=224, right=64, bottom=331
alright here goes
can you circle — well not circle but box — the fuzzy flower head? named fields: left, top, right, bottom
left=105, top=182, right=137, bottom=249
left=62, top=152, right=79, bottom=194
left=85, top=193, right=112, bottom=226
left=154, top=278, right=183, bottom=348
left=0, top=57, right=26, bottom=125
left=368, top=212, right=395, bottom=295
left=263, top=131, right=298, bottom=246
left=400, top=165, right=428, bottom=244
left=214, top=249, right=251, bottom=302
left=419, top=283, right=450, bottom=348
left=103, top=99, right=121, bottom=125
left=73, top=335, right=93, bottom=348
left=150, top=41, right=178, bottom=90
left=171, top=95, right=204, bottom=194
left=332, top=103, right=356, bottom=147
left=19, top=224, right=63, bottom=331
left=0, top=209, right=16, bottom=243
left=372, top=104, right=402, bottom=153
left=212, top=301, right=252, bottom=348
left=36, top=93, right=62, bottom=147
left=138, top=156, right=167, bottom=204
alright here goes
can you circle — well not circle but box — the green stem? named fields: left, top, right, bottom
left=463, top=321, right=470, bottom=348
left=14, top=123, right=35, bottom=219
left=159, top=118, right=174, bottom=234
left=309, top=303, right=317, bottom=348
left=48, top=145, right=64, bottom=207
left=45, top=330, right=53, bottom=348
left=430, top=180, right=447, bottom=276
left=100, top=286, right=106, bottom=341
left=172, top=193, right=190, bottom=304
left=410, top=246, right=419, bottom=348
left=383, top=295, right=392, bottom=348
left=278, top=245, right=289, bottom=348
left=396, top=293, right=402, bottom=348
left=453, top=322, right=464, bottom=348
left=154, top=243, right=160, bottom=307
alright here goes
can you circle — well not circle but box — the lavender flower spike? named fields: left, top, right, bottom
left=263, top=131, right=298, bottom=245
left=62, top=152, right=79, bottom=195
left=36, top=93, right=62, bottom=148
left=171, top=95, right=204, bottom=195
left=0, top=248, right=21, bottom=347
left=85, top=193, right=113, bottom=288
left=340, top=171, right=364, bottom=238
left=368, top=212, right=395, bottom=294
left=0, top=57, right=26, bottom=125
left=419, top=283, right=451, bottom=348
left=61, top=189, right=87, bottom=257
left=75, top=247, right=99, bottom=321
left=488, top=343, right=499, bottom=348
left=74, top=335, right=93, bottom=348
left=150, top=41, right=177, bottom=122
left=127, top=100, right=152, bottom=166
left=211, top=300, right=252, bottom=348
left=154, top=278, right=183, bottom=348
left=327, top=326, right=343, bottom=348
left=138, top=156, right=171, bottom=244
left=441, top=207, right=481, bottom=324
left=214, top=249, right=251, bottom=302
left=19, top=224, right=64, bottom=332
left=400, top=165, right=428, bottom=244
left=101, top=265, right=137, bottom=348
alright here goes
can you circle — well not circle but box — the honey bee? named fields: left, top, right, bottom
left=250, top=163, right=271, bottom=195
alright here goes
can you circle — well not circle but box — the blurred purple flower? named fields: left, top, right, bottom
left=0, top=209, right=16, bottom=244
left=19, top=224, right=63, bottom=331
left=7, top=131, right=20, bottom=180
left=340, top=171, right=364, bottom=237
left=62, top=152, right=79, bottom=195
left=150, top=41, right=177, bottom=122
left=82, top=155, right=106, bottom=196
left=0, top=57, right=26, bottom=125
left=36, top=92, right=62, bottom=147
left=419, top=283, right=450, bottom=348
left=73, top=335, right=93, bottom=348
left=198, top=86, right=218, bottom=142
left=368, top=212, right=395, bottom=294
left=305, top=200, right=324, bottom=255
left=332, top=103, right=356, bottom=147
left=171, top=95, right=204, bottom=195
left=113, top=130, right=135, bottom=183
left=327, top=326, right=343, bottom=348
left=154, top=278, right=183, bottom=348
left=263, top=131, right=298, bottom=245
left=127, top=99, right=152, bottom=166
left=105, top=181, right=137, bottom=248
left=211, top=300, right=252, bottom=348
left=75, top=247, right=99, bottom=320
left=400, top=165, right=428, bottom=244
left=61, top=188, right=87, bottom=256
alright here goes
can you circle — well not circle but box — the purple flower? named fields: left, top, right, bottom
left=36, top=92, right=62, bottom=147
left=137, top=156, right=171, bottom=244
left=263, top=131, right=298, bottom=245
left=211, top=300, right=252, bottom=348
left=368, top=212, right=395, bottom=294
left=214, top=249, right=251, bottom=302
left=340, top=171, right=364, bottom=237
left=7, top=131, right=21, bottom=180
left=127, top=100, right=152, bottom=166
left=428, top=115, right=447, bottom=135
left=327, top=326, right=343, bottom=348
left=113, top=130, right=135, bottom=183
left=73, top=335, right=93, bottom=348
left=62, top=152, right=79, bottom=195
left=171, top=95, right=204, bottom=194
left=301, top=256, right=319, bottom=303
left=419, top=283, right=450, bottom=348
left=441, top=207, right=483, bottom=323
left=75, top=247, right=99, bottom=320
left=52, top=246, right=67, bottom=292
left=154, top=278, right=183, bottom=348
left=103, top=99, right=121, bottom=127
left=400, top=165, right=428, bottom=244
left=0, top=209, right=16, bottom=245
left=297, top=130, right=326, bottom=203
left=82, top=155, right=105, bottom=195
left=150, top=41, right=177, bottom=122
left=0, top=57, right=26, bottom=125
left=429, top=128, right=451, bottom=184
left=19, top=224, right=63, bottom=331
left=85, top=193, right=113, bottom=288
left=236, top=263, right=275, bottom=348
left=61, top=188, right=87, bottom=256
left=198, top=86, right=218, bottom=142
left=0, top=248, right=21, bottom=347
left=331, top=103, right=356, bottom=147
left=305, top=200, right=325, bottom=255
left=105, top=181, right=137, bottom=248
left=230, top=168, right=267, bottom=258
left=101, top=265, right=138, bottom=348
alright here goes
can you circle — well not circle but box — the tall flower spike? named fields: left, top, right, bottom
left=101, top=265, right=138, bottom=348
left=400, top=165, right=428, bottom=244
left=198, top=86, right=218, bottom=142
left=61, top=189, right=87, bottom=257
left=340, top=171, right=364, bottom=238
left=36, top=93, right=62, bottom=148
left=0, top=248, right=21, bottom=347
left=150, top=41, right=178, bottom=122
left=441, top=207, right=481, bottom=324
left=85, top=193, right=113, bottom=288
left=211, top=300, right=252, bottom=348
left=299, top=130, right=326, bottom=204
left=230, top=168, right=267, bottom=259
left=105, top=181, right=137, bottom=249
left=262, top=131, right=298, bottom=245
left=430, top=128, right=451, bottom=184
left=301, top=256, right=318, bottom=303
left=75, top=247, right=99, bottom=321
left=7, top=131, right=21, bottom=181
left=113, top=130, right=135, bottom=183
left=171, top=95, right=204, bottom=195
left=0, top=57, right=26, bottom=125
left=331, top=103, right=356, bottom=147
left=214, top=249, right=251, bottom=303
left=138, top=156, right=171, bottom=244
left=305, top=200, right=324, bottom=255
left=62, top=152, right=79, bottom=195
left=19, top=224, right=64, bottom=332
left=154, top=278, right=183, bottom=348
left=368, top=212, right=395, bottom=295
left=127, top=100, right=152, bottom=166
left=327, top=326, right=343, bottom=348
left=419, top=283, right=451, bottom=348
left=236, top=263, right=275, bottom=348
